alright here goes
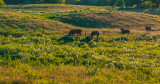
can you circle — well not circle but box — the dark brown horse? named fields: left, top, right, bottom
left=145, top=26, right=151, bottom=33
left=91, top=31, right=99, bottom=38
left=69, top=29, right=82, bottom=36
left=120, top=29, right=130, bottom=35
left=86, top=36, right=91, bottom=43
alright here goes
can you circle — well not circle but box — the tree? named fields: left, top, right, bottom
left=58, top=0, right=66, bottom=4
left=106, top=0, right=117, bottom=6
left=45, top=0, right=66, bottom=4
left=96, top=0, right=107, bottom=6
left=142, top=0, right=160, bottom=8
left=125, top=0, right=142, bottom=6
left=4, top=0, right=23, bottom=4
left=40, top=0, right=45, bottom=4
left=0, top=0, right=5, bottom=5
left=114, top=0, right=126, bottom=8
left=151, top=0, right=160, bottom=8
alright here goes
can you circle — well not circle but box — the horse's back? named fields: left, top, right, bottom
left=69, top=29, right=82, bottom=36
left=121, top=29, right=130, bottom=34
left=91, top=31, right=99, bottom=35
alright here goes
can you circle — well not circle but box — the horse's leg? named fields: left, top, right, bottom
left=128, top=33, right=131, bottom=36
left=97, top=34, right=99, bottom=42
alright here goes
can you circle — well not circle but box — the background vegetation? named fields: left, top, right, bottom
left=0, top=4, right=160, bottom=83
left=1, top=0, right=160, bottom=8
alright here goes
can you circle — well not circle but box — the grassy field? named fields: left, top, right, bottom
left=1, top=4, right=160, bottom=83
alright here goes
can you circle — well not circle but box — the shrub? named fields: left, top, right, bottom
left=114, top=0, right=125, bottom=8
left=0, top=0, right=5, bottom=5
left=45, top=0, right=66, bottom=4
left=142, top=1, right=152, bottom=8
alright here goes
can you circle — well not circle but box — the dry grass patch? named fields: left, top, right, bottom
left=60, top=10, right=160, bottom=29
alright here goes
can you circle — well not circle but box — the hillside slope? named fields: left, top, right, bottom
left=59, top=9, right=160, bottom=29
left=0, top=4, right=160, bottom=31
left=1, top=4, right=160, bottom=83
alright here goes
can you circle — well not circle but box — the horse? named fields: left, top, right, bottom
left=69, top=29, right=82, bottom=36
left=120, top=29, right=130, bottom=35
left=145, top=26, right=151, bottom=33
left=91, top=31, right=99, bottom=38
left=86, top=36, right=91, bottom=43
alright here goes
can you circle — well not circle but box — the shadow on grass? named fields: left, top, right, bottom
left=58, top=35, right=93, bottom=45
left=151, top=29, right=160, bottom=31
left=0, top=31, right=23, bottom=38
left=118, top=8, right=160, bottom=15
left=108, top=37, right=129, bottom=43
left=59, top=13, right=118, bottom=28
left=118, top=8, right=145, bottom=12
left=58, top=35, right=74, bottom=44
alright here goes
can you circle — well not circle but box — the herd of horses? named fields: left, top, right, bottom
left=68, top=26, right=152, bottom=43
left=68, top=29, right=99, bottom=43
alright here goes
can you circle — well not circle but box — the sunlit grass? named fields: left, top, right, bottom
left=0, top=4, right=160, bottom=83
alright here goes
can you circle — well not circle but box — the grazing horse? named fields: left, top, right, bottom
left=120, top=29, right=130, bottom=35
left=145, top=26, right=151, bottom=33
left=69, top=29, right=82, bottom=36
left=86, top=36, right=91, bottom=43
left=91, top=31, right=99, bottom=38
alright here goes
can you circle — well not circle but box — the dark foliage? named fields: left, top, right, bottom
left=3, top=0, right=160, bottom=8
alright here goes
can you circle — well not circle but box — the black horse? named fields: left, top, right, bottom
left=120, top=29, right=130, bottom=35
left=69, top=29, right=82, bottom=36
left=145, top=26, right=151, bottom=33
left=86, top=36, right=91, bottom=43
left=91, top=31, right=99, bottom=38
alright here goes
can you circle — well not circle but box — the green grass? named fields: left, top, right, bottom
left=1, top=4, right=160, bottom=83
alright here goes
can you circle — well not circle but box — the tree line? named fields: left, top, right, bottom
left=0, top=0, right=160, bottom=8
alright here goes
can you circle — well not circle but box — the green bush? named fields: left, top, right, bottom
left=114, top=0, right=125, bottom=8
left=0, top=0, right=5, bottom=5
left=142, top=1, right=153, bottom=8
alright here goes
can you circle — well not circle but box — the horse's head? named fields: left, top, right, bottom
left=120, top=29, right=124, bottom=31
left=86, top=36, right=91, bottom=43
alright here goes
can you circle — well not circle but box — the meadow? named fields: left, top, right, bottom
left=1, top=4, right=160, bottom=83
